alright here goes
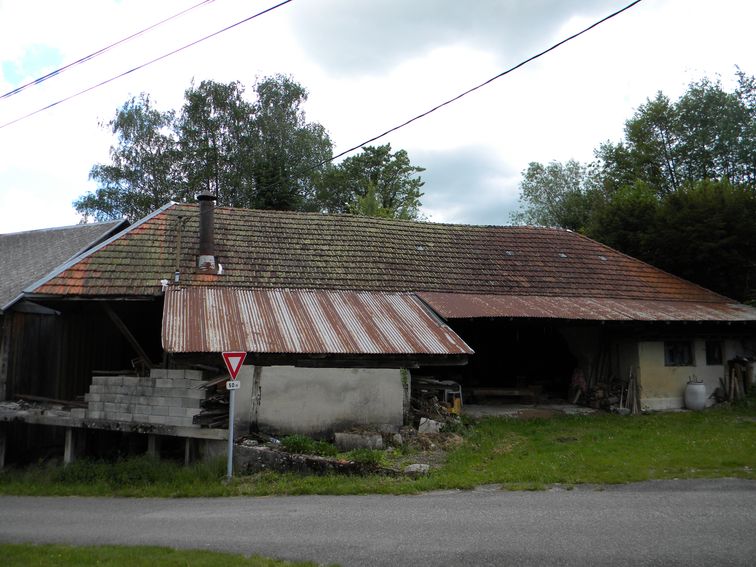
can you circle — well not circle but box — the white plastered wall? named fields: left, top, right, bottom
left=233, top=365, right=406, bottom=437
left=637, top=339, right=741, bottom=410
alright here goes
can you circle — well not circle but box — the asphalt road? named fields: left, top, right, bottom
left=1, top=479, right=754, bottom=566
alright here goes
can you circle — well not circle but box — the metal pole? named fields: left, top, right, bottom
left=226, top=387, right=236, bottom=480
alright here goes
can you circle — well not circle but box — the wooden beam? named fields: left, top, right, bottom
left=101, top=303, right=154, bottom=369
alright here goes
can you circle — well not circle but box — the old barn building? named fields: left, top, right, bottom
left=1, top=197, right=754, bottom=464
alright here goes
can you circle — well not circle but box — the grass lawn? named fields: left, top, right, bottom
left=1, top=402, right=753, bottom=497
left=0, top=544, right=316, bottom=566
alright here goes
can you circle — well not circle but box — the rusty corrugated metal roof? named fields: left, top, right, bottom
left=417, top=292, right=756, bottom=322
left=162, top=286, right=473, bottom=355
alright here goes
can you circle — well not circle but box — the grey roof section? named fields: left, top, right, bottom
left=0, top=219, right=128, bottom=312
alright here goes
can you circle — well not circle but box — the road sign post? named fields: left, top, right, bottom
left=222, top=351, right=247, bottom=480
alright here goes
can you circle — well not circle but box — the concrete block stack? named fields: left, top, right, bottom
left=84, top=369, right=207, bottom=427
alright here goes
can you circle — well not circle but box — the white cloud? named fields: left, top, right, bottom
left=0, top=0, right=755, bottom=233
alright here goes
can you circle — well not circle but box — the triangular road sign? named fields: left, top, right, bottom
left=222, top=351, right=247, bottom=380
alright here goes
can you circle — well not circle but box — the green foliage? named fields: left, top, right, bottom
left=280, top=435, right=338, bottom=457
left=317, top=144, right=425, bottom=220
left=511, top=159, right=601, bottom=229
left=0, top=544, right=316, bottom=566
left=345, top=448, right=385, bottom=466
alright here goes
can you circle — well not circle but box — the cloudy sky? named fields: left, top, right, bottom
left=0, top=0, right=754, bottom=233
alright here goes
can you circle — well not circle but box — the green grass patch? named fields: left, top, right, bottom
left=1, top=403, right=754, bottom=497
left=0, top=543, right=316, bottom=566
left=280, top=435, right=338, bottom=457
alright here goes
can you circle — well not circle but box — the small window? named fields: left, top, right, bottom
left=664, top=341, right=694, bottom=366
left=705, top=341, right=723, bottom=365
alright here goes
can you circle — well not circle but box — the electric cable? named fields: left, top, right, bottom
left=0, top=0, right=294, bottom=130
left=321, top=0, right=644, bottom=167
left=0, top=0, right=215, bottom=101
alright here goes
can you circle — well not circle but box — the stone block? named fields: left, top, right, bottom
left=87, top=401, right=104, bottom=411
left=87, top=410, right=104, bottom=419
left=155, top=378, right=174, bottom=389
left=166, top=397, right=183, bottom=408
left=174, top=389, right=205, bottom=400
left=135, top=405, right=152, bottom=415
left=334, top=432, right=384, bottom=451
left=147, top=415, right=167, bottom=425
left=70, top=408, right=86, bottom=419
left=151, top=406, right=171, bottom=416
left=121, top=376, right=140, bottom=387
left=88, top=384, right=105, bottom=394
left=182, top=398, right=203, bottom=408
left=114, top=412, right=133, bottom=422
left=184, top=408, right=202, bottom=417
left=164, top=416, right=190, bottom=427
left=104, top=402, right=119, bottom=413
left=132, top=414, right=150, bottom=424
left=404, top=463, right=430, bottom=476
left=418, top=418, right=442, bottom=433
left=168, top=407, right=186, bottom=417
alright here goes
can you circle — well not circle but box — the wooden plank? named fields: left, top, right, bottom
left=101, top=303, right=154, bottom=369
left=15, top=393, right=87, bottom=408
left=0, top=315, right=12, bottom=400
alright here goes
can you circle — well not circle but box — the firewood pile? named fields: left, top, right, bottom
left=718, top=358, right=752, bottom=403
left=192, top=375, right=230, bottom=428
left=580, top=367, right=641, bottom=414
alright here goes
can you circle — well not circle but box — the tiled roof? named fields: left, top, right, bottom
left=0, top=219, right=127, bottom=311
left=30, top=203, right=730, bottom=305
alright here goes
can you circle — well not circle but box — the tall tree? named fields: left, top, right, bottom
left=178, top=80, right=253, bottom=207
left=250, top=75, right=333, bottom=211
left=75, top=76, right=334, bottom=221
left=597, top=74, right=756, bottom=196
left=316, top=144, right=425, bottom=220
left=76, top=95, right=182, bottom=222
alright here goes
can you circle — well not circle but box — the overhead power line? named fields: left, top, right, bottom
left=0, top=0, right=215, bottom=101
left=322, top=0, right=645, bottom=166
left=0, top=0, right=294, bottom=130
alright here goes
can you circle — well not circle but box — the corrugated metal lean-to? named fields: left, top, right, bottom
left=162, top=286, right=473, bottom=355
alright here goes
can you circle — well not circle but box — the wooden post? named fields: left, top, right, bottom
left=184, top=438, right=195, bottom=466
left=0, top=424, right=6, bottom=470
left=64, top=428, right=75, bottom=465
left=147, top=434, right=160, bottom=458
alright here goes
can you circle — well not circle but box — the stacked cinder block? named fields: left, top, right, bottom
left=85, top=369, right=207, bottom=427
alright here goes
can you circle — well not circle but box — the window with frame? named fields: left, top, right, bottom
left=705, top=340, right=723, bottom=365
left=664, top=341, right=694, bottom=366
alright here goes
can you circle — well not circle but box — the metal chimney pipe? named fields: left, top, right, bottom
left=197, top=192, right=217, bottom=270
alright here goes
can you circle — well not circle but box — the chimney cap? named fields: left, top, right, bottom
left=196, top=191, right=217, bottom=202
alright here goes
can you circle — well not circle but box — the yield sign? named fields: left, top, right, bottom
left=222, top=351, right=247, bottom=380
